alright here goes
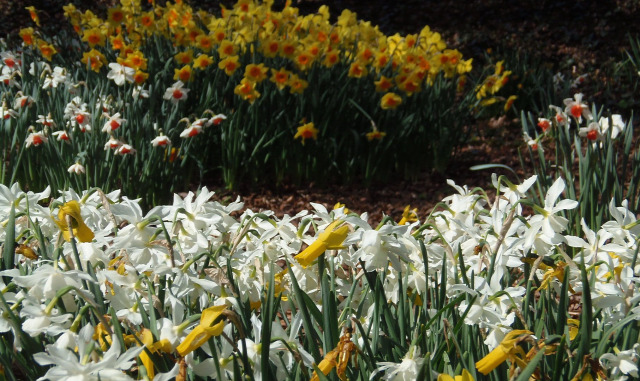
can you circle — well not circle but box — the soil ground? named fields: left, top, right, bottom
left=2, top=0, right=639, bottom=223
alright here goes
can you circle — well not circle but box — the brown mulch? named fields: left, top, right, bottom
left=2, top=0, right=638, bottom=223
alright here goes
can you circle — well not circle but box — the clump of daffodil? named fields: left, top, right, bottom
left=176, top=305, right=226, bottom=357
left=295, top=220, right=350, bottom=267
left=475, top=329, right=532, bottom=375
left=52, top=200, right=95, bottom=243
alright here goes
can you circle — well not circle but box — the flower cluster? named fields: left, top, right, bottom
left=525, top=93, right=628, bottom=150
left=0, top=172, right=638, bottom=379
left=52, top=0, right=474, bottom=111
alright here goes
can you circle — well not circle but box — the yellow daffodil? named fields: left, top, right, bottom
left=374, top=76, right=393, bottom=92
left=37, top=40, right=58, bottom=61
left=174, top=49, right=194, bottom=65
left=293, top=122, right=318, bottom=145
left=311, top=349, right=339, bottom=381
left=504, top=95, right=518, bottom=111
left=82, top=49, right=107, bottom=72
left=366, top=127, right=386, bottom=141
left=288, top=74, right=308, bottom=94
left=176, top=305, right=226, bottom=357
left=244, top=63, right=269, bottom=82
left=234, top=78, right=260, bottom=103
left=438, top=369, right=475, bottom=381
left=398, top=205, right=418, bottom=225
left=568, top=318, right=580, bottom=341
left=173, top=65, right=192, bottom=82
left=333, top=202, right=349, bottom=214
left=270, top=68, right=290, bottom=90
left=476, top=329, right=532, bottom=375
left=311, top=329, right=355, bottom=381
left=295, top=220, right=349, bottom=267
left=380, top=92, right=402, bottom=109
left=53, top=200, right=95, bottom=243
left=19, top=27, right=35, bottom=46
left=218, top=55, right=240, bottom=76
left=81, top=27, right=106, bottom=48
left=15, top=244, right=38, bottom=260
left=25, top=6, right=40, bottom=26
left=193, top=54, right=214, bottom=69
left=140, top=328, right=172, bottom=380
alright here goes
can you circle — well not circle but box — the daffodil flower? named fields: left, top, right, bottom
left=398, top=205, right=418, bottom=225
left=294, top=220, right=349, bottom=267
left=140, top=328, right=172, bottom=380
left=311, top=349, right=339, bottom=381
left=176, top=305, right=226, bottom=357
left=476, top=329, right=532, bottom=375
left=53, top=200, right=95, bottom=242
left=438, top=369, right=475, bottom=381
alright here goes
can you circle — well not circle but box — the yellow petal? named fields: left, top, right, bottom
left=176, top=305, right=226, bottom=357
left=295, top=239, right=328, bottom=268
left=323, top=225, right=349, bottom=249
left=311, top=348, right=339, bottom=381
left=476, top=346, right=509, bottom=375
left=460, top=369, right=475, bottom=381
left=53, top=201, right=95, bottom=242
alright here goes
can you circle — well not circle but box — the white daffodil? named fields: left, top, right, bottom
left=106, top=62, right=134, bottom=86
left=566, top=219, right=625, bottom=264
left=101, top=112, right=125, bottom=133
left=578, top=121, right=603, bottom=142
left=151, top=134, right=171, bottom=147
left=164, top=80, right=190, bottom=104
left=372, top=346, right=424, bottom=381
left=67, top=162, right=85, bottom=175
left=600, top=344, right=640, bottom=380
left=523, top=177, right=578, bottom=250
left=34, top=327, right=143, bottom=381
left=563, top=92, right=591, bottom=122
left=599, top=114, right=626, bottom=139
